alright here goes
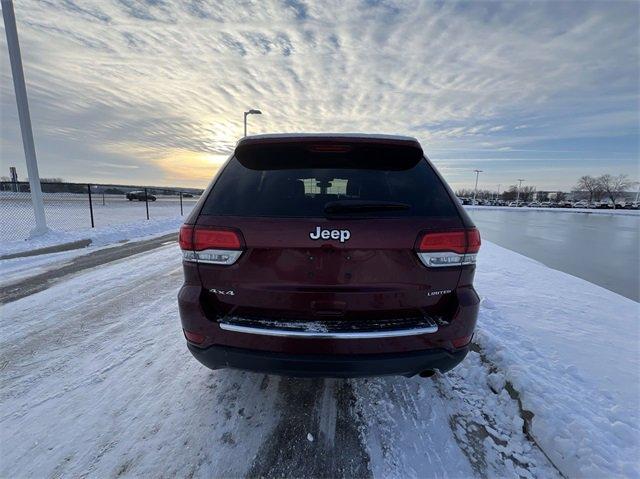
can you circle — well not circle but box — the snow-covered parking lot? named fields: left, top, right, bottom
left=1, top=240, right=638, bottom=478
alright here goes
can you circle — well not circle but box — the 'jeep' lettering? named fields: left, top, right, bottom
left=310, top=226, right=351, bottom=243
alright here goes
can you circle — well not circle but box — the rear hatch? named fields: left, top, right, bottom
left=182, top=136, right=475, bottom=323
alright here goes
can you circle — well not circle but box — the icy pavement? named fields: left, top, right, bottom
left=0, top=242, right=637, bottom=478
left=465, top=205, right=640, bottom=217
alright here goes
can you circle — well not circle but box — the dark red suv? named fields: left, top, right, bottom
left=178, top=134, right=480, bottom=378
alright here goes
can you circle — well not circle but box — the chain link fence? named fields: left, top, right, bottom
left=0, top=181, right=203, bottom=242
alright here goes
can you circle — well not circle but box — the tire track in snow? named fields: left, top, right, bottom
left=247, top=377, right=371, bottom=478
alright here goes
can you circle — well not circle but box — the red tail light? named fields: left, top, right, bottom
left=193, top=228, right=241, bottom=250
left=416, top=228, right=481, bottom=267
left=418, top=231, right=467, bottom=254
left=179, top=224, right=194, bottom=250
left=466, top=228, right=481, bottom=253
left=179, top=225, right=244, bottom=265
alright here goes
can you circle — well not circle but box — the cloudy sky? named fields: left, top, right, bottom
left=1, top=0, right=638, bottom=190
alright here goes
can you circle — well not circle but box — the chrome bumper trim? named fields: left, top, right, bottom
left=218, top=322, right=438, bottom=339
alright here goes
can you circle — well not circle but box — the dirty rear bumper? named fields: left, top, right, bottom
left=187, top=342, right=469, bottom=378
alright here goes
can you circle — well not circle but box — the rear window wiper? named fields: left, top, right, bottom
left=324, top=200, right=411, bottom=215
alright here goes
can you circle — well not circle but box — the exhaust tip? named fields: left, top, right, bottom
left=419, top=370, right=435, bottom=378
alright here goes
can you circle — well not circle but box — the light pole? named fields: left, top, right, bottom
left=472, top=169, right=482, bottom=205
left=516, top=179, right=525, bottom=204
left=496, top=184, right=501, bottom=201
left=243, top=109, right=262, bottom=137
left=3, top=0, right=48, bottom=237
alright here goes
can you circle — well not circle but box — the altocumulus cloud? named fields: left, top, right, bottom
left=0, top=0, right=638, bottom=188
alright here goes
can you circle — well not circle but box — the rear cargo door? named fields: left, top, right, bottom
left=195, top=140, right=465, bottom=321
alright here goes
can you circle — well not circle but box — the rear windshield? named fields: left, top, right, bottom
left=201, top=155, right=458, bottom=218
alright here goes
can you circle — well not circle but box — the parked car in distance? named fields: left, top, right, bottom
left=126, top=190, right=157, bottom=201
left=539, top=201, right=552, bottom=208
left=573, top=200, right=590, bottom=209
left=528, top=202, right=542, bottom=208
left=183, top=193, right=194, bottom=198
left=178, top=134, right=480, bottom=378
left=623, top=202, right=639, bottom=209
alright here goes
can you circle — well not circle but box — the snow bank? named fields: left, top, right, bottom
left=0, top=216, right=183, bottom=256
left=475, top=242, right=640, bottom=478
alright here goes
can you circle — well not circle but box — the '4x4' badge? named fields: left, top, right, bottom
left=210, top=288, right=234, bottom=296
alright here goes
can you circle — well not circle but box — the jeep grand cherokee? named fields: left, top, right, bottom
left=178, top=134, right=480, bottom=378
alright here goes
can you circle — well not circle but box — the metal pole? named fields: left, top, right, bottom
left=3, top=0, right=48, bottom=237
left=243, top=112, right=248, bottom=137
left=144, top=187, right=150, bottom=220
left=472, top=169, right=482, bottom=205
left=179, top=191, right=183, bottom=216
left=516, top=179, right=525, bottom=204
left=87, top=184, right=95, bottom=228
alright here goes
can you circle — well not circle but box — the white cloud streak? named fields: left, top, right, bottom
left=0, top=0, right=638, bottom=188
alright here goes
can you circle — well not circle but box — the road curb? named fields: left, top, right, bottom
left=0, top=239, right=92, bottom=260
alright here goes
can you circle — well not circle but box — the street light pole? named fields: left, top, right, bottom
left=472, top=169, right=482, bottom=205
left=243, top=109, right=262, bottom=137
left=516, top=179, right=525, bottom=204
left=2, top=0, right=48, bottom=237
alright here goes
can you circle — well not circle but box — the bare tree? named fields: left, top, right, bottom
left=455, top=188, right=474, bottom=198
left=520, top=185, right=536, bottom=202
left=598, top=174, right=633, bottom=208
left=502, top=186, right=517, bottom=201
left=593, top=182, right=605, bottom=201
left=575, top=175, right=602, bottom=203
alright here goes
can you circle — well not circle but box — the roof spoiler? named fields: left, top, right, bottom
left=235, top=135, right=424, bottom=171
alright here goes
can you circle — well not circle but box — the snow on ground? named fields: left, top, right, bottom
left=0, top=240, right=638, bottom=478
left=465, top=205, right=640, bottom=217
left=474, top=242, right=640, bottom=478
left=0, top=247, right=282, bottom=478
left=0, top=248, right=97, bottom=287
left=0, top=214, right=184, bottom=257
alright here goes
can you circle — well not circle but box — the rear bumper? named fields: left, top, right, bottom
left=187, top=342, right=469, bottom=378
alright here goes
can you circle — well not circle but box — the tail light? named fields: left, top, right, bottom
left=179, top=225, right=244, bottom=265
left=416, top=228, right=481, bottom=268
